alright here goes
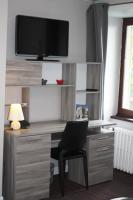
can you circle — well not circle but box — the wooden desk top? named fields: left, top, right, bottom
left=5, top=120, right=116, bottom=137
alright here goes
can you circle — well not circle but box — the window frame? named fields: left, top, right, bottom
left=118, top=18, right=133, bottom=118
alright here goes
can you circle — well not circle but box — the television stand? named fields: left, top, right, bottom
left=26, top=55, right=60, bottom=62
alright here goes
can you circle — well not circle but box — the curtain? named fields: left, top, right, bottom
left=86, top=3, right=109, bottom=119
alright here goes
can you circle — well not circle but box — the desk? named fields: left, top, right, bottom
left=3, top=120, right=115, bottom=200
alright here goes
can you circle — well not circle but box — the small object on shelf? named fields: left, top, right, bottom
left=86, top=88, right=98, bottom=92
left=76, top=104, right=89, bottom=121
left=42, top=79, right=47, bottom=85
left=19, top=120, right=30, bottom=129
left=56, top=79, right=64, bottom=85
left=8, top=104, right=24, bottom=130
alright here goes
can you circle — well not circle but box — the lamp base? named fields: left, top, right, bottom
left=11, top=121, right=21, bottom=130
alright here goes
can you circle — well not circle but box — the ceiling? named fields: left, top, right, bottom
left=109, top=3, right=133, bottom=17
left=82, top=0, right=133, bottom=18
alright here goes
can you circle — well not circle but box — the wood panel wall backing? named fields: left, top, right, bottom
left=61, top=63, right=76, bottom=121
left=6, top=61, right=42, bottom=86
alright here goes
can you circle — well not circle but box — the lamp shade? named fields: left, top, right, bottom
left=8, top=104, right=24, bottom=121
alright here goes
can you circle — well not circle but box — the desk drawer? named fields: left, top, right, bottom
left=15, top=162, right=50, bottom=200
left=16, top=162, right=50, bottom=181
left=16, top=134, right=51, bottom=167
left=16, top=177, right=49, bottom=200
left=16, top=134, right=51, bottom=153
left=88, top=167, right=113, bottom=185
left=88, top=133, right=114, bottom=149
left=16, top=148, right=50, bottom=166
left=88, top=145, right=114, bottom=162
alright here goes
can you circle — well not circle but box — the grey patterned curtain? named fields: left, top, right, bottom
left=86, top=3, right=109, bottom=119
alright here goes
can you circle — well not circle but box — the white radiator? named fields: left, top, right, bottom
left=114, top=127, right=133, bottom=174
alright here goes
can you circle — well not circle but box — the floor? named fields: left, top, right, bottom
left=49, top=170, right=133, bottom=200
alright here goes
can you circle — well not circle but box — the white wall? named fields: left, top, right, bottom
left=0, top=0, right=8, bottom=198
left=98, top=0, right=133, bottom=4
left=7, top=0, right=90, bottom=62
left=5, top=0, right=90, bottom=122
left=104, top=17, right=122, bottom=120
left=30, top=87, right=61, bottom=122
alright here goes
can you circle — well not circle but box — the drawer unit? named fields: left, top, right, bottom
left=15, top=134, right=51, bottom=166
left=3, top=132, right=51, bottom=200
left=69, top=130, right=114, bottom=186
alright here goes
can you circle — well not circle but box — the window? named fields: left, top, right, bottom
left=118, top=18, right=133, bottom=118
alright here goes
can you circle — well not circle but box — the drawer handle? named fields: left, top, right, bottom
left=97, top=136, right=110, bottom=140
left=25, top=138, right=42, bottom=142
left=97, top=147, right=110, bottom=152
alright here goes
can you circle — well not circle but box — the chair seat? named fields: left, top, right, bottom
left=51, top=147, right=86, bottom=160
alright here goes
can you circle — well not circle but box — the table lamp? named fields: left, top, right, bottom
left=8, top=103, right=24, bottom=130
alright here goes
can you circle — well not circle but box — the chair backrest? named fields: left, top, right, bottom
left=59, top=121, right=88, bottom=152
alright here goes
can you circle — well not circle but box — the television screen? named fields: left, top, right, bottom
left=15, top=15, right=69, bottom=60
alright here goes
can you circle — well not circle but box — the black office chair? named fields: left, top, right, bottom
left=51, top=120, right=89, bottom=196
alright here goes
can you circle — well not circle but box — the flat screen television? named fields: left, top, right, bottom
left=15, top=15, right=69, bottom=61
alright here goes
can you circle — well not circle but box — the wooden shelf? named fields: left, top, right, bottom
left=5, top=103, right=28, bottom=107
left=43, top=84, right=74, bottom=87
left=6, top=84, right=74, bottom=88
left=86, top=62, right=101, bottom=65
left=76, top=90, right=100, bottom=94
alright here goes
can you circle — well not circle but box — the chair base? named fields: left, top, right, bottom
left=51, top=148, right=88, bottom=196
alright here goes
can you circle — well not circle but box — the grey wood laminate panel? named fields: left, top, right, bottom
left=86, top=63, right=102, bottom=120
left=86, top=93, right=100, bottom=120
left=88, top=167, right=113, bottom=185
left=6, top=60, right=42, bottom=86
left=3, top=133, right=16, bottom=200
left=16, top=177, right=49, bottom=193
left=16, top=190, right=49, bottom=200
left=16, top=134, right=51, bottom=151
left=88, top=133, right=114, bottom=149
left=22, top=88, right=30, bottom=121
left=5, top=121, right=66, bottom=137
left=87, top=64, right=101, bottom=90
left=16, top=162, right=50, bottom=181
left=5, top=120, right=115, bottom=137
left=88, top=146, right=114, bottom=159
left=61, top=63, right=76, bottom=121
left=15, top=134, right=51, bottom=200
left=3, top=131, right=51, bottom=200
left=16, top=149, right=50, bottom=166
left=68, top=132, right=114, bottom=186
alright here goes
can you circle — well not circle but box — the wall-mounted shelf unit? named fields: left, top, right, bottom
left=5, top=60, right=102, bottom=123
left=6, top=61, right=76, bottom=123
left=75, top=62, right=102, bottom=120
